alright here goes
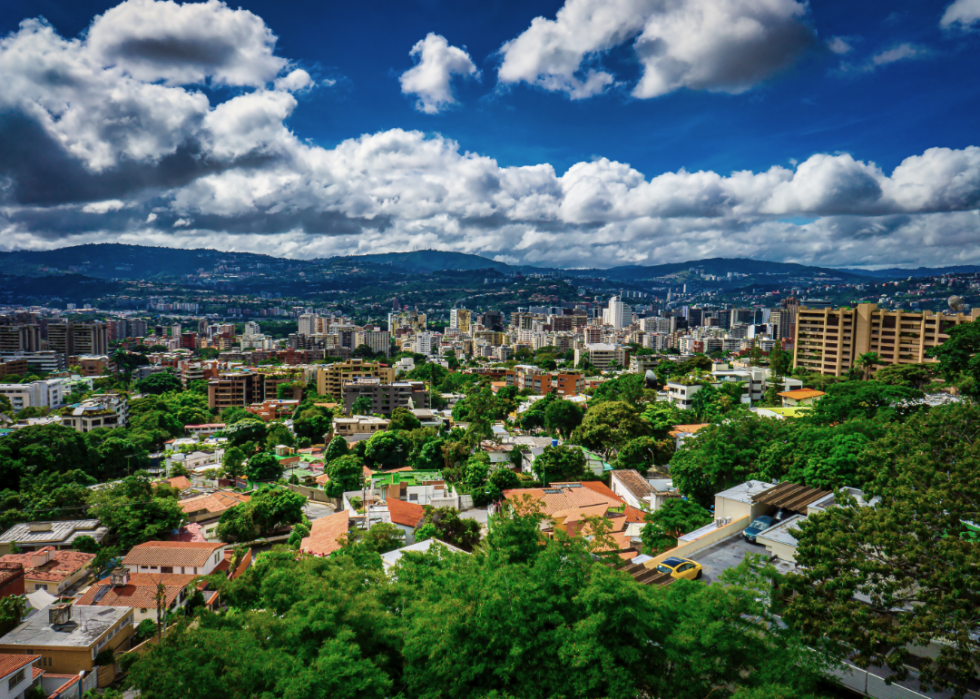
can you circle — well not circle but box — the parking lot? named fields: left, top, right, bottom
left=688, top=534, right=770, bottom=584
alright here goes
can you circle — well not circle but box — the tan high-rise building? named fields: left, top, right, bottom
left=317, top=359, right=395, bottom=401
left=450, top=308, right=471, bottom=334
left=793, top=302, right=980, bottom=376
left=0, top=325, right=41, bottom=353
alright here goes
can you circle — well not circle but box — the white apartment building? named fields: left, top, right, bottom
left=298, top=313, right=318, bottom=336
left=62, top=393, right=129, bottom=432
left=243, top=321, right=261, bottom=338
left=574, top=343, right=627, bottom=370
left=607, top=296, right=624, bottom=330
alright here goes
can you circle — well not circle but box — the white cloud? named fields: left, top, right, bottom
left=1, top=0, right=979, bottom=270
left=941, top=0, right=980, bottom=30
left=497, top=0, right=814, bottom=99
left=827, top=36, right=853, bottom=54
left=399, top=33, right=479, bottom=113
left=86, top=0, right=286, bottom=87
left=82, top=199, right=126, bottom=213
left=274, top=68, right=313, bottom=92
left=871, top=43, right=926, bottom=67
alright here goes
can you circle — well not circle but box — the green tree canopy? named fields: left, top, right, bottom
left=136, top=371, right=183, bottom=395
left=531, top=445, right=589, bottom=484
left=324, top=455, right=363, bottom=498
left=640, top=499, right=712, bottom=554
left=543, top=398, right=584, bottom=438
left=615, top=436, right=674, bottom=475
left=324, top=436, right=349, bottom=462
left=89, top=473, right=185, bottom=550
left=363, top=431, right=411, bottom=471
left=569, top=401, right=651, bottom=459
left=246, top=453, right=282, bottom=482
left=389, top=407, right=422, bottom=431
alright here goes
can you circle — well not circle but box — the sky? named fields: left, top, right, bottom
left=0, top=0, right=978, bottom=269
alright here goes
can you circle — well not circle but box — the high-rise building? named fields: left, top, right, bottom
left=0, top=325, right=41, bottom=353
left=793, top=303, right=980, bottom=376
left=450, top=308, right=471, bottom=333
left=243, top=321, right=261, bottom=338
left=482, top=311, right=505, bottom=332
left=317, top=359, right=396, bottom=400
left=298, top=314, right=317, bottom=336
left=47, top=322, right=108, bottom=364
left=354, top=330, right=391, bottom=356
left=607, top=296, right=624, bottom=330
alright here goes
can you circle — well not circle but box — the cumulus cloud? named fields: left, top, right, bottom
left=827, top=36, right=853, bottom=54
left=497, top=0, right=815, bottom=99
left=86, top=0, right=286, bottom=87
left=941, top=0, right=980, bottom=30
left=399, top=33, right=479, bottom=113
left=1, top=0, right=980, bottom=270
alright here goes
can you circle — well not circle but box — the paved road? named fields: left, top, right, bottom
left=689, top=535, right=768, bottom=584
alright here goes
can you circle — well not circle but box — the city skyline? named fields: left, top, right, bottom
left=0, top=0, right=978, bottom=269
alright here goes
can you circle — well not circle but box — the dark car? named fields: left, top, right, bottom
left=743, top=515, right=775, bottom=544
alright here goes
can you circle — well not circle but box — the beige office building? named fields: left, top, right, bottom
left=793, top=302, right=980, bottom=376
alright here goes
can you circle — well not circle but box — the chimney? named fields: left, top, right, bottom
left=49, top=604, right=71, bottom=627
left=30, top=549, right=53, bottom=568
left=109, top=567, right=130, bottom=587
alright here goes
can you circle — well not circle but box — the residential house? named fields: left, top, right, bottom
left=502, top=481, right=625, bottom=517
left=75, top=568, right=214, bottom=624
left=0, top=604, right=134, bottom=677
left=176, top=491, right=250, bottom=540
left=300, top=511, right=351, bottom=557
left=0, top=521, right=108, bottom=556
left=61, top=393, right=128, bottom=433
left=332, top=415, right=389, bottom=443
left=0, top=653, right=42, bottom=699
left=385, top=499, right=426, bottom=546
left=0, top=548, right=95, bottom=595
left=778, top=389, right=826, bottom=407
left=609, top=470, right=656, bottom=510
left=121, top=542, right=227, bottom=576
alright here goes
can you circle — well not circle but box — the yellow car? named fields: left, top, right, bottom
left=655, top=556, right=703, bottom=580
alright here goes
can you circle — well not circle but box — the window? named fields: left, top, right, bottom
left=8, top=668, right=25, bottom=689
left=161, top=567, right=173, bottom=574
left=35, top=584, right=48, bottom=591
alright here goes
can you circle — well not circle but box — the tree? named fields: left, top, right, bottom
left=589, top=373, right=650, bottom=407
left=388, top=408, right=421, bottom=432
left=324, top=455, right=363, bottom=498
left=787, top=403, right=980, bottom=697
left=0, top=595, right=25, bottom=637
left=639, top=401, right=693, bottom=440
left=293, top=408, right=333, bottom=444
left=570, top=401, right=651, bottom=459
left=414, top=506, right=481, bottom=551
left=615, top=436, right=673, bottom=475
left=542, top=399, right=584, bottom=438
left=265, top=423, right=294, bottom=450
left=221, top=447, right=246, bottom=479
left=855, top=351, right=882, bottom=380
left=248, top=488, right=306, bottom=535
left=640, top=499, right=712, bottom=554
left=350, top=396, right=373, bottom=416
left=216, top=504, right=256, bottom=543
left=363, top=431, right=411, bottom=471
left=669, top=413, right=786, bottom=506
left=324, top=436, right=349, bottom=462
left=245, top=453, right=282, bottom=482
left=0, top=394, right=11, bottom=416
left=222, top=419, right=267, bottom=447
left=928, top=319, right=980, bottom=397
left=461, top=453, right=490, bottom=491
left=872, top=362, right=937, bottom=389
left=531, top=445, right=589, bottom=484
left=341, top=522, right=405, bottom=554
left=352, top=344, right=378, bottom=359
left=136, top=372, right=183, bottom=395
left=89, top=474, right=185, bottom=550
left=72, top=535, right=101, bottom=554
left=803, top=381, right=923, bottom=426
left=769, top=341, right=791, bottom=376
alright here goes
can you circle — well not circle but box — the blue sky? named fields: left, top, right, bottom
left=0, top=0, right=978, bottom=268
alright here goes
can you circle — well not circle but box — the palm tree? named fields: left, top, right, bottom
left=856, top=352, right=882, bottom=380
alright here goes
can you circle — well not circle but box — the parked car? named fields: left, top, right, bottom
left=743, top=515, right=775, bottom=544
left=655, top=556, right=703, bottom=580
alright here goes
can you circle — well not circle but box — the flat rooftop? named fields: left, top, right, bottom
left=714, top=480, right=773, bottom=505
left=0, top=520, right=108, bottom=546
left=0, top=606, right=130, bottom=648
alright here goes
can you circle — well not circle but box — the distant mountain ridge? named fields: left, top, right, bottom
left=0, top=243, right=968, bottom=282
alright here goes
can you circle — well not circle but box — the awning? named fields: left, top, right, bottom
left=752, top=482, right=829, bottom=513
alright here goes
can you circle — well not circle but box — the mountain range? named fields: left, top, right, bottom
left=0, top=243, right=972, bottom=283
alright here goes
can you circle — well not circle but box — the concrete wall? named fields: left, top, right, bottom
left=642, top=516, right=751, bottom=569
left=283, top=483, right=335, bottom=504
left=714, top=495, right=768, bottom=523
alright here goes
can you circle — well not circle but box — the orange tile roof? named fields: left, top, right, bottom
left=0, top=548, right=94, bottom=583
left=503, top=482, right=624, bottom=516
left=166, top=476, right=192, bottom=491
left=668, top=423, right=711, bottom=437
left=178, top=491, right=250, bottom=516
left=123, top=542, right=226, bottom=568
left=46, top=674, right=81, bottom=699
left=31, top=666, right=43, bottom=680
left=315, top=474, right=330, bottom=485
left=76, top=573, right=195, bottom=609
left=300, top=511, right=350, bottom=557
left=778, top=389, right=826, bottom=399
left=386, top=498, right=425, bottom=528
left=622, top=505, right=648, bottom=524
left=0, top=654, right=39, bottom=680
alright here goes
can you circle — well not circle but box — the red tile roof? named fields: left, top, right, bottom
left=178, top=491, right=250, bottom=516
left=167, top=523, right=208, bottom=543
left=386, top=498, right=425, bottom=528
left=0, top=547, right=94, bottom=583
left=123, top=542, right=226, bottom=568
left=622, top=505, right=647, bottom=524
left=502, top=482, right=624, bottom=516
left=300, top=511, right=350, bottom=557
left=0, top=653, right=39, bottom=680
left=45, top=674, right=81, bottom=699
left=166, top=476, right=192, bottom=491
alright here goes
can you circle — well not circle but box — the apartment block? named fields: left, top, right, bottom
left=574, top=343, right=628, bottom=370
left=62, top=393, right=129, bottom=432
left=354, top=330, right=391, bottom=357
left=793, top=302, right=980, bottom=376
left=0, top=325, right=41, bottom=353
left=317, top=359, right=395, bottom=401
left=342, top=379, right=427, bottom=416
left=450, top=308, right=471, bottom=333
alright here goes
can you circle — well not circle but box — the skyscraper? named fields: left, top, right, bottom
left=607, top=296, right=624, bottom=330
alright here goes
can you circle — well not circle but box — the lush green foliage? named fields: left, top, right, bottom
left=245, top=452, right=282, bottom=482
left=89, top=474, right=186, bottom=550
left=531, top=444, right=589, bottom=484
left=570, top=401, right=651, bottom=458
left=641, top=499, right=712, bottom=554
